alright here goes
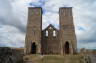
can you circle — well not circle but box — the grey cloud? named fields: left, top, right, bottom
left=0, top=0, right=26, bottom=47
left=0, top=0, right=26, bottom=33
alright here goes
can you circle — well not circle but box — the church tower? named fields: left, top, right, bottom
left=25, top=7, right=42, bottom=54
left=59, top=7, right=77, bottom=54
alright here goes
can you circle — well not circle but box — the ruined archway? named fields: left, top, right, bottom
left=64, top=42, right=70, bottom=54
left=31, top=42, right=36, bottom=54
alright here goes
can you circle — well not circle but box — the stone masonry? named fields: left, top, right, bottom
left=25, top=7, right=77, bottom=55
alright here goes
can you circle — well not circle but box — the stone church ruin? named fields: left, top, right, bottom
left=25, top=7, right=77, bottom=55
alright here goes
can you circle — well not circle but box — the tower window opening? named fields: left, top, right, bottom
left=49, top=27, right=52, bottom=29
left=53, top=30, right=56, bottom=37
left=46, top=30, right=48, bottom=37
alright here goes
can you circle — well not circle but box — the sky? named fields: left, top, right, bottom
left=0, top=0, right=96, bottom=49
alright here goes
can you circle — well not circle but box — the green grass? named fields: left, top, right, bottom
left=24, top=55, right=85, bottom=63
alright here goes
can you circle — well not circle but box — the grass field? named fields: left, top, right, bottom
left=24, top=54, right=85, bottom=63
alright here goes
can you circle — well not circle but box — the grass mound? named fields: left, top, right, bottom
left=24, top=54, right=84, bottom=63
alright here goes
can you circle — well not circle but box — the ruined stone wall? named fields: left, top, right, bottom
left=25, top=7, right=77, bottom=55
left=41, top=25, right=60, bottom=54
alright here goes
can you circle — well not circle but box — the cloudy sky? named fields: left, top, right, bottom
left=0, top=0, right=96, bottom=49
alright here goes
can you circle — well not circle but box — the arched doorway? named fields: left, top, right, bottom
left=31, top=42, right=36, bottom=54
left=64, top=42, right=70, bottom=54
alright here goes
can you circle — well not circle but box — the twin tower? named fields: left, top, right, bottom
left=25, top=7, right=77, bottom=55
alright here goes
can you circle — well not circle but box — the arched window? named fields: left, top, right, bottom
left=49, top=27, right=52, bottom=29
left=31, top=42, right=36, bottom=54
left=46, top=30, right=48, bottom=37
left=64, top=42, right=70, bottom=54
left=53, top=30, right=56, bottom=37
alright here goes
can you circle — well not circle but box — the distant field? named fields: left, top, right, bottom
left=24, top=54, right=85, bottom=63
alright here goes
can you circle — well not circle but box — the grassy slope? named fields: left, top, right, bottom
left=24, top=54, right=84, bottom=63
